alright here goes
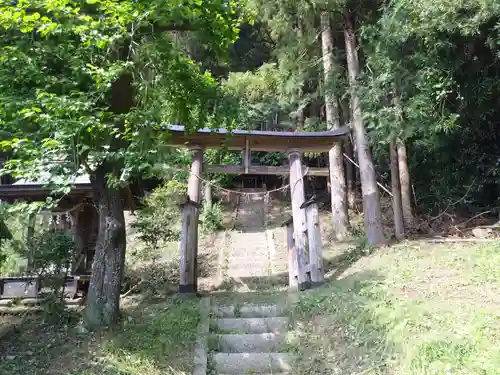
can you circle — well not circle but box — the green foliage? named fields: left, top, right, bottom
left=355, top=0, right=500, bottom=209
left=0, top=204, right=36, bottom=275
left=0, top=0, right=246, bottom=192
left=254, top=151, right=284, bottom=166
left=225, top=63, right=294, bottom=130
left=25, top=229, right=75, bottom=321
left=200, top=202, right=224, bottom=234
left=28, top=231, right=74, bottom=275
left=132, top=181, right=187, bottom=251
left=204, top=148, right=241, bottom=187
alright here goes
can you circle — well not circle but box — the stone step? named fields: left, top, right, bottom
left=226, top=270, right=271, bottom=278
left=226, top=264, right=271, bottom=272
left=231, top=243, right=269, bottom=249
left=216, top=317, right=289, bottom=334
left=213, top=352, right=292, bottom=374
left=227, top=262, right=270, bottom=269
left=228, top=256, right=269, bottom=262
left=229, top=252, right=269, bottom=258
left=229, top=256, right=269, bottom=262
left=227, top=260, right=270, bottom=266
left=217, top=333, right=286, bottom=353
left=230, top=243, right=269, bottom=249
left=212, top=304, right=286, bottom=318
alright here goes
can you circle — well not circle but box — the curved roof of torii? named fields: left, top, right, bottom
left=165, top=125, right=351, bottom=152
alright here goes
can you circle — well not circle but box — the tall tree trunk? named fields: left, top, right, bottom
left=343, top=11, right=385, bottom=245
left=321, top=11, right=350, bottom=240
left=297, top=107, right=305, bottom=129
left=397, top=139, right=417, bottom=229
left=85, top=163, right=126, bottom=327
left=340, top=98, right=357, bottom=209
left=344, top=140, right=356, bottom=209
left=84, top=72, right=133, bottom=327
left=296, top=22, right=306, bottom=131
left=390, top=140, right=404, bottom=240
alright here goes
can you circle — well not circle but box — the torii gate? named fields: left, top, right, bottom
left=165, top=125, right=350, bottom=293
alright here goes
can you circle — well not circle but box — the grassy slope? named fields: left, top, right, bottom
left=0, top=297, right=200, bottom=375
left=291, top=239, right=500, bottom=375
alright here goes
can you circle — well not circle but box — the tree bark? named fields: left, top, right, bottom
left=85, top=162, right=126, bottom=327
left=344, top=140, right=356, bottom=209
left=397, top=138, right=417, bottom=229
left=390, top=140, right=404, bottom=240
left=321, top=11, right=350, bottom=240
left=343, top=11, right=385, bottom=246
left=340, top=98, right=357, bottom=209
left=84, top=72, right=133, bottom=327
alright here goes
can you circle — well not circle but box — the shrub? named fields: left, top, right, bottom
left=126, top=181, right=187, bottom=297
left=200, top=202, right=223, bottom=234
left=132, top=181, right=187, bottom=251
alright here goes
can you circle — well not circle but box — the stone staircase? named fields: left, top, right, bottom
left=225, top=191, right=272, bottom=283
left=198, top=189, right=294, bottom=374
left=209, top=302, right=293, bottom=374
left=199, top=189, right=294, bottom=374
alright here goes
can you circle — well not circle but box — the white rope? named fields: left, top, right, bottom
left=194, top=167, right=310, bottom=197
left=47, top=203, right=84, bottom=216
left=163, top=164, right=310, bottom=197
left=342, top=153, right=393, bottom=197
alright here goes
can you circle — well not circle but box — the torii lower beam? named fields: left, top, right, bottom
left=206, top=165, right=329, bottom=176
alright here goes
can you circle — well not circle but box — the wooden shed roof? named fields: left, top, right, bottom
left=165, top=125, right=351, bottom=152
left=0, top=183, right=92, bottom=203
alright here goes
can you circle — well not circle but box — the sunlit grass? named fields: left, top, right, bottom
left=0, top=296, right=200, bottom=375
left=291, top=240, right=500, bottom=375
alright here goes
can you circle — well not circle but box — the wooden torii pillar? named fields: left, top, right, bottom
left=301, top=197, right=324, bottom=285
left=179, top=146, right=204, bottom=294
left=287, top=149, right=310, bottom=290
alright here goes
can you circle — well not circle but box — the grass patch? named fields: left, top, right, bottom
left=0, top=296, right=200, bottom=375
left=207, top=334, right=220, bottom=351
left=290, top=240, right=500, bottom=375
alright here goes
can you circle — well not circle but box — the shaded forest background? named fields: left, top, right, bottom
left=209, top=0, right=500, bottom=218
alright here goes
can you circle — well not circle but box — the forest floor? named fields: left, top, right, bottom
left=1, top=201, right=500, bottom=374
left=0, top=296, right=200, bottom=375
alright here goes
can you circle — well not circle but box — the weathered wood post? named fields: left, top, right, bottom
left=69, top=206, right=85, bottom=274
left=179, top=146, right=204, bottom=294
left=301, top=198, right=324, bottom=285
left=204, top=180, right=212, bottom=208
left=282, top=217, right=298, bottom=290
left=287, top=149, right=310, bottom=290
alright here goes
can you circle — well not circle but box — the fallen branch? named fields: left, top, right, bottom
left=424, top=238, right=497, bottom=243
left=457, top=210, right=492, bottom=227
left=430, top=180, right=476, bottom=221
left=343, top=153, right=393, bottom=196
left=120, top=280, right=145, bottom=298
